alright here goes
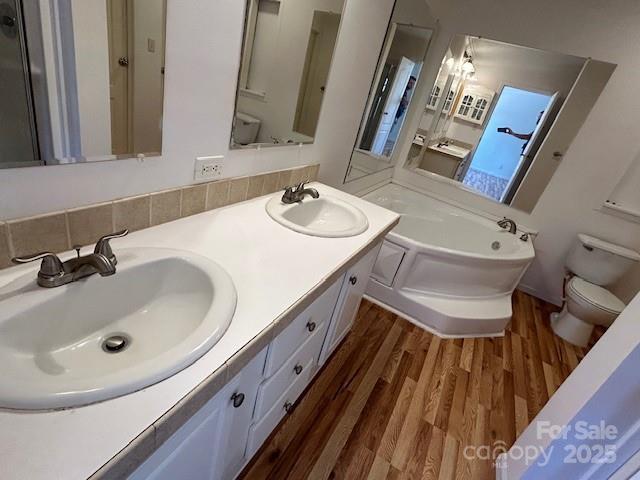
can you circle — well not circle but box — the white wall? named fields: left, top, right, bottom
left=0, top=0, right=397, bottom=222
left=390, top=0, right=640, bottom=305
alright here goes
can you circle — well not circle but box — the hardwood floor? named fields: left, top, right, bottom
left=239, top=291, right=591, bottom=480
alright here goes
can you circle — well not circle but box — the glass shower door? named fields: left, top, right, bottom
left=0, top=0, right=40, bottom=168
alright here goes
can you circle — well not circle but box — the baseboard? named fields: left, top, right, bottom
left=517, top=283, right=563, bottom=307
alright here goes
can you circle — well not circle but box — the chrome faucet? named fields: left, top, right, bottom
left=281, top=182, right=320, bottom=204
left=12, top=229, right=128, bottom=288
left=497, top=217, right=517, bottom=234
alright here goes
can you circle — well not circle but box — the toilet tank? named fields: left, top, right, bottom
left=566, top=234, right=640, bottom=286
left=234, top=112, right=261, bottom=145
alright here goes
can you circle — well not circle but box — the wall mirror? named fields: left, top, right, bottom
left=231, top=0, right=344, bottom=148
left=344, top=0, right=433, bottom=183
left=1, top=0, right=167, bottom=169
left=403, top=34, right=615, bottom=212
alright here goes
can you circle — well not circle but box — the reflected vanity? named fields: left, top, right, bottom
left=231, top=0, right=344, bottom=148
left=1, top=0, right=167, bottom=168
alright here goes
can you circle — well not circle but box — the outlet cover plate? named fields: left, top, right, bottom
left=194, top=155, right=224, bottom=181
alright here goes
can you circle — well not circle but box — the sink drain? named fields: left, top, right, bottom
left=491, top=241, right=501, bottom=251
left=102, top=334, right=130, bottom=353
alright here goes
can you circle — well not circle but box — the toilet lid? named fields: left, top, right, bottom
left=568, top=277, right=626, bottom=314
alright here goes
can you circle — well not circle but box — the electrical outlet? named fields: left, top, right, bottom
left=194, top=155, right=224, bottom=181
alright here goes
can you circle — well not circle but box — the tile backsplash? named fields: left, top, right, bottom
left=0, top=164, right=319, bottom=269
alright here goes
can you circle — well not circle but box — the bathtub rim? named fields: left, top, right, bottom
left=386, top=225, right=535, bottom=263
left=360, top=179, right=538, bottom=234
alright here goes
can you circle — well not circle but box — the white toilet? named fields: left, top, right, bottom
left=233, top=112, right=261, bottom=145
left=551, top=234, right=640, bottom=347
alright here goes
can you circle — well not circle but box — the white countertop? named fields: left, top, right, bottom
left=0, top=183, right=399, bottom=480
left=427, top=143, right=471, bottom=159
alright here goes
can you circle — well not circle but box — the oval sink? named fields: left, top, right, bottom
left=0, top=248, right=236, bottom=410
left=266, top=195, right=369, bottom=238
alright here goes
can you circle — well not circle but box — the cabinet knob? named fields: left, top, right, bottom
left=306, top=321, right=316, bottom=332
left=231, top=392, right=245, bottom=408
left=349, top=276, right=358, bottom=285
left=284, top=401, right=294, bottom=414
left=294, top=364, right=303, bottom=375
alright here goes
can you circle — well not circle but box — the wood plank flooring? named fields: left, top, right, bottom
left=239, top=291, right=592, bottom=480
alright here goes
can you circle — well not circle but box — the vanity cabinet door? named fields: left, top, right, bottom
left=223, top=347, right=268, bottom=479
left=130, top=349, right=267, bottom=480
left=130, top=381, right=238, bottom=480
left=319, top=242, right=383, bottom=365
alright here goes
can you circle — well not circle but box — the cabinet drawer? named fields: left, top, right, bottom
left=246, top=356, right=315, bottom=457
left=371, top=240, right=406, bottom=287
left=254, top=319, right=326, bottom=421
left=264, top=277, right=342, bottom=377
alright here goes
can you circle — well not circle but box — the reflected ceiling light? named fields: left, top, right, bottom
left=461, top=59, right=475, bottom=74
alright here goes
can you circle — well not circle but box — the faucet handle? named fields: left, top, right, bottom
left=12, top=252, right=64, bottom=278
left=94, top=229, right=128, bottom=265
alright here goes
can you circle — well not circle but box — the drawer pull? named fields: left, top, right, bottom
left=294, top=364, right=303, bottom=375
left=284, top=401, right=294, bottom=414
left=349, top=275, right=358, bottom=285
left=231, top=392, right=245, bottom=408
left=306, top=321, right=316, bottom=332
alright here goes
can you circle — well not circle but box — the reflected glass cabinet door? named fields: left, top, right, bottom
left=454, top=86, right=494, bottom=125
left=471, top=98, right=489, bottom=121
left=457, top=94, right=475, bottom=116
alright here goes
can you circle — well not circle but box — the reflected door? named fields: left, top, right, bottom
left=371, top=56, right=415, bottom=155
left=461, top=86, right=555, bottom=202
left=107, top=0, right=131, bottom=155
left=501, top=92, right=559, bottom=203
left=293, top=11, right=341, bottom=138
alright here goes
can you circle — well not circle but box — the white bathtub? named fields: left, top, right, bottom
left=363, top=183, right=535, bottom=337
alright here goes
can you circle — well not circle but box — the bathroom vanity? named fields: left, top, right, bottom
left=0, top=184, right=398, bottom=480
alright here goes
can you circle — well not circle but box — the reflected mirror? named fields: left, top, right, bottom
left=231, top=0, right=344, bottom=148
left=1, top=0, right=167, bottom=169
left=404, top=35, right=614, bottom=212
left=345, top=0, right=433, bottom=182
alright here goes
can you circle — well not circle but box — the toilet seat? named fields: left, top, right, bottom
left=567, top=277, right=625, bottom=315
